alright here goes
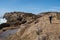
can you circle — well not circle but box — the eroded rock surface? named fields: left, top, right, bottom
left=1, top=12, right=60, bottom=40
left=3, top=12, right=38, bottom=25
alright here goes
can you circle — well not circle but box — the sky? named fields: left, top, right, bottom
left=0, top=0, right=60, bottom=17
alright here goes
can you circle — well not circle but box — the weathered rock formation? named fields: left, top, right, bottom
left=1, top=12, right=60, bottom=40
left=6, top=12, right=60, bottom=40
left=3, top=12, right=39, bottom=26
left=4, top=12, right=37, bottom=24
left=0, top=12, right=40, bottom=30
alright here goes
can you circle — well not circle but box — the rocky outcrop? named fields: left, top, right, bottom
left=1, top=12, right=60, bottom=40
left=7, top=12, right=60, bottom=40
left=0, top=23, right=10, bottom=29
left=3, top=12, right=39, bottom=25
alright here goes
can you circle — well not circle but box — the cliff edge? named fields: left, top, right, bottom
left=1, top=12, right=60, bottom=40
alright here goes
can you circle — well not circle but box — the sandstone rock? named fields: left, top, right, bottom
left=3, top=12, right=38, bottom=25
left=1, top=12, right=60, bottom=40
left=7, top=12, right=60, bottom=40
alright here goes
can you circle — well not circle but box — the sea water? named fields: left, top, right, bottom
left=0, top=18, right=7, bottom=24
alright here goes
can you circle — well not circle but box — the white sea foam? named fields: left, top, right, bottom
left=0, top=18, right=7, bottom=24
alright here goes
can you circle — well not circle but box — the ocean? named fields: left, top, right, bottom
left=0, top=17, right=7, bottom=24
